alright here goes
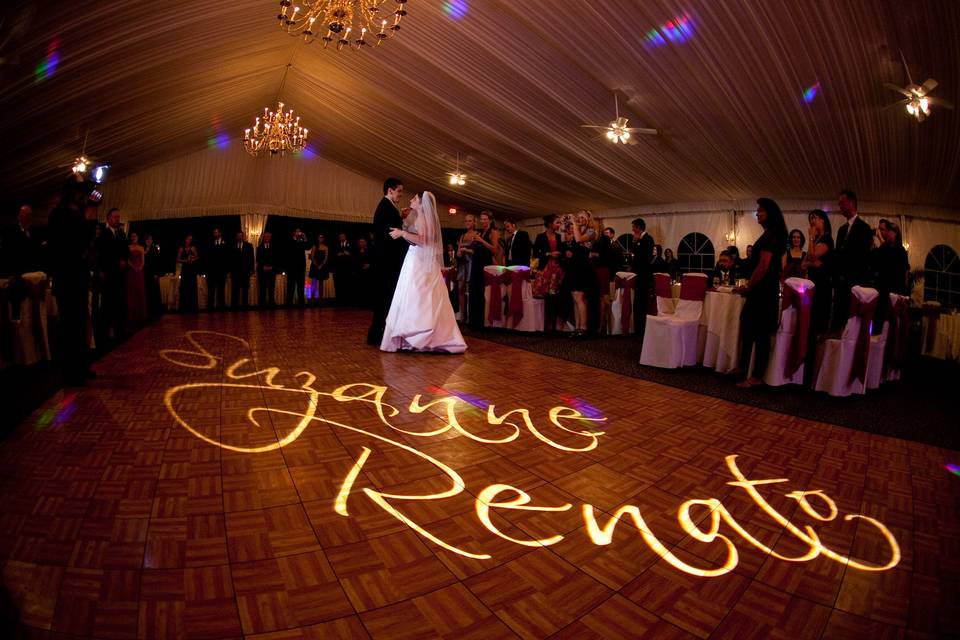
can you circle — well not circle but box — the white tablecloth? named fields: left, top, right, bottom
left=697, top=290, right=746, bottom=373
left=927, top=312, right=960, bottom=362
left=0, top=273, right=53, bottom=369
left=159, top=274, right=288, bottom=311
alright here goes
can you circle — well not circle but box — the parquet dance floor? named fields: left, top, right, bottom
left=1, top=309, right=957, bottom=639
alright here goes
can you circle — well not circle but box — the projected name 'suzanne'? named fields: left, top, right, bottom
left=161, top=331, right=900, bottom=576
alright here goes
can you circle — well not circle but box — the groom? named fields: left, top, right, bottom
left=366, top=177, right=409, bottom=345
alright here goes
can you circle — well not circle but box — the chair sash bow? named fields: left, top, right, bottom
left=615, top=275, right=635, bottom=334
left=502, top=269, right=532, bottom=324
left=780, top=285, right=813, bottom=377
left=484, top=271, right=508, bottom=322
left=848, top=295, right=878, bottom=384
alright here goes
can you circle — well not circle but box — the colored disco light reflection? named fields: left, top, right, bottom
left=35, top=392, right=78, bottom=430
left=34, top=40, right=60, bottom=83
left=802, top=82, right=821, bottom=104
left=296, top=144, right=319, bottom=159
left=442, top=0, right=469, bottom=19
left=645, top=13, right=694, bottom=47
left=207, top=132, right=230, bottom=149
left=946, top=463, right=960, bottom=476
left=560, top=394, right=604, bottom=419
left=426, top=384, right=488, bottom=415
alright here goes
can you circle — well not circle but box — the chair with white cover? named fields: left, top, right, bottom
left=504, top=265, right=544, bottom=332
left=653, top=273, right=676, bottom=315
left=640, top=272, right=708, bottom=368
left=609, top=271, right=636, bottom=335
left=921, top=301, right=942, bottom=358
left=763, top=277, right=814, bottom=387
left=813, top=286, right=879, bottom=397
left=483, top=264, right=508, bottom=328
left=867, top=293, right=909, bottom=388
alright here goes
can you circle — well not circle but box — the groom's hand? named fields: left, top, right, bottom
left=389, top=228, right=404, bottom=240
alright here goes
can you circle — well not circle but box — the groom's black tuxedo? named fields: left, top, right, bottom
left=367, top=196, right=409, bottom=345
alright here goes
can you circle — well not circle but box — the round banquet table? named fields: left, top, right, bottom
left=928, top=311, right=960, bottom=362
left=697, top=289, right=746, bottom=373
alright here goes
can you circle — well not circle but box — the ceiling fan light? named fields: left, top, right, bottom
left=622, top=131, right=631, bottom=140
left=919, top=97, right=930, bottom=114
left=457, top=176, right=465, bottom=186
left=449, top=174, right=458, bottom=185
left=605, top=130, right=616, bottom=140
left=906, top=103, right=916, bottom=115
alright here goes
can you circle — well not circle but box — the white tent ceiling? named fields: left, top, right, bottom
left=1, top=1, right=958, bottom=218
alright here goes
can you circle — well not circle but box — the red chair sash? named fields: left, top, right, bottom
left=848, top=294, right=878, bottom=385
left=923, top=303, right=941, bottom=353
left=484, top=271, right=508, bottom=323
left=884, top=297, right=910, bottom=374
left=679, top=275, right=707, bottom=301
left=502, top=270, right=532, bottom=324
left=653, top=273, right=672, bottom=299
left=780, top=284, right=813, bottom=378
left=615, top=275, right=635, bottom=334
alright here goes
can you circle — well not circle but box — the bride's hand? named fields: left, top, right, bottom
left=389, top=228, right=404, bottom=240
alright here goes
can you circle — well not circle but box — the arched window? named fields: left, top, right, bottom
left=924, top=244, right=959, bottom=307
left=676, top=232, right=715, bottom=275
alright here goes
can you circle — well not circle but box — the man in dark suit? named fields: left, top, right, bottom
left=256, top=231, right=277, bottom=308
left=230, top=231, right=255, bottom=309
left=629, top=217, right=655, bottom=347
left=95, top=207, right=129, bottom=344
left=48, top=178, right=100, bottom=385
left=206, top=227, right=229, bottom=311
left=832, top=189, right=873, bottom=329
left=2, top=205, right=44, bottom=276
left=366, top=177, right=408, bottom=345
left=286, top=228, right=309, bottom=306
left=503, top=219, right=532, bottom=267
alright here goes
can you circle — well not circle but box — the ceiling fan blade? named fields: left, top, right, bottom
left=926, top=96, right=955, bottom=110
left=628, top=127, right=659, bottom=135
left=899, top=49, right=914, bottom=86
left=580, top=124, right=606, bottom=129
left=920, top=78, right=938, bottom=95
left=884, top=82, right=912, bottom=97
left=882, top=98, right=910, bottom=111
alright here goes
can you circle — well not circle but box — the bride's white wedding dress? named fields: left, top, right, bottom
left=380, top=192, right=466, bottom=353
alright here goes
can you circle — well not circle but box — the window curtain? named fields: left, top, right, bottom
left=242, top=214, right=268, bottom=247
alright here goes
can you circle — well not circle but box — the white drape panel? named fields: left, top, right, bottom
left=101, top=145, right=383, bottom=222
left=242, top=214, right=268, bottom=246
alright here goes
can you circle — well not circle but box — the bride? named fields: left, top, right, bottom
left=380, top=191, right=467, bottom=353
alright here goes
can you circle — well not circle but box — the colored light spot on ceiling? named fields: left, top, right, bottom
left=296, top=144, right=319, bottom=159
left=802, top=82, right=821, bottom=104
left=34, top=39, right=61, bottom=83
left=947, top=463, right=960, bottom=477
left=442, top=0, right=469, bottom=20
left=207, top=132, right=230, bottom=149
left=645, top=13, right=694, bottom=47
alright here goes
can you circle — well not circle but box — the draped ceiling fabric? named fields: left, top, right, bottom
left=1, top=1, right=959, bottom=223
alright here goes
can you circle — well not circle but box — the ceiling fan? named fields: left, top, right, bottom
left=885, top=52, right=954, bottom=122
left=581, top=94, right=657, bottom=144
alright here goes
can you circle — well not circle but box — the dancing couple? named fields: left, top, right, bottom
left=366, top=178, right=466, bottom=354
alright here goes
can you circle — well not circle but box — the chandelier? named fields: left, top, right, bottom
left=243, top=102, right=308, bottom=157
left=277, top=0, right=408, bottom=51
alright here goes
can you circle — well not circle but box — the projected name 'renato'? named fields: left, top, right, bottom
left=161, top=331, right=900, bottom=576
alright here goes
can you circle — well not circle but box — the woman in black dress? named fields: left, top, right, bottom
left=871, top=219, right=910, bottom=323
left=781, top=229, right=806, bottom=280
left=308, top=234, right=329, bottom=305
left=735, top=198, right=787, bottom=388
left=533, top=215, right=564, bottom=332
left=468, top=211, right=499, bottom=330
left=802, top=210, right=834, bottom=337
left=176, top=234, right=199, bottom=313
left=143, top=234, right=164, bottom=318
left=565, top=211, right=597, bottom=337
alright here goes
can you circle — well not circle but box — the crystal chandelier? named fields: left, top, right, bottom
left=277, top=0, right=408, bottom=51
left=243, top=102, right=308, bottom=157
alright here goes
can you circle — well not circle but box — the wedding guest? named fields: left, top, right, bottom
left=230, top=231, right=254, bottom=309
left=177, top=233, right=199, bottom=313
left=782, top=228, right=806, bottom=280
left=801, top=209, right=834, bottom=382
left=592, top=223, right=616, bottom=333
left=605, top=227, right=626, bottom=271
left=456, top=214, right=476, bottom=322
left=2, top=205, right=43, bottom=276
left=629, top=217, right=655, bottom=345
left=307, top=234, right=329, bottom=305
left=740, top=245, right=755, bottom=279
left=533, top=214, right=564, bottom=332
left=286, top=228, right=309, bottom=306
left=871, top=218, right=910, bottom=323
left=468, top=211, right=498, bottom=330
left=662, top=247, right=679, bottom=280
left=143, top=234, right=164, bottom=318
left=96, top=207, right=129, bottom=342
left=126, top=232, right=147, bottom=324
left=711, top=250, right=735, bottom=285
left=354, top=237, right=374, bottom=308
left=565, top=211, right=597, bottom=337
left=206, top=227, right=229, bottom=311
left=503, top=219, right=532, bottom=267
left=256, top=231, right=277, bottom=308
left=832, top=188, right=873, bottom=329
left=445, top=243, right=457, bottom=268
left=48, top=177, right=99, bottom=385
left=333, top=232, right=353, bottom=306
left=735, top=198, right=787, bottom=388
